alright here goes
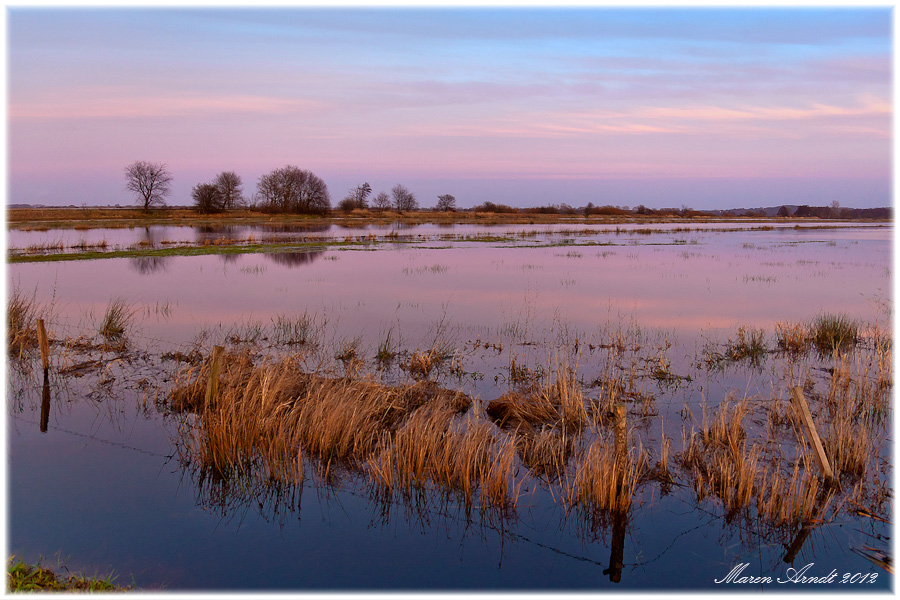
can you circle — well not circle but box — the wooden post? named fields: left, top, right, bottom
left=36, top=319, right=50, bottom=374
left=204, top=345, right=225, bottom=407
left=790, top=386, right=833, bottom=480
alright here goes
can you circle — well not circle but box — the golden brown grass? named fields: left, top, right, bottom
left=775, top=321, right=810, bottom=354
left=369, top=410, right=518, bottom=510
left=7, top=285, right=39, bottom=357
left=172, top=352, right=500, bottom=506
left=679, top=397, right=760, bottom=514
left=756, top=463, right=832, bottom=526
left=486, top=363, right=588, bottom=431
left=516, top=425, right=573, bottom=480
left=566, top=434, right=647, bottom=514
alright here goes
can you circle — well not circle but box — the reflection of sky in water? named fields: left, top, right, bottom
left=8, top=220, right=889, bottom=252
left=9, top=226, right=890, bottom=355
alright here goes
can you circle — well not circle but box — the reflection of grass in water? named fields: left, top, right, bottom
left=402, top=263, right=449, bottom=275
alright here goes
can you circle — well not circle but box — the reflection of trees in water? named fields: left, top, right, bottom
left=138, top=226, right=160, bottom=246
left=264, top=249, right=324, bottom=268
left=193, top=225, right=249, bottom=244
left=130, top=256, right=171, bottom=274
left=255, top=224, right=331, bottom=235
left=219, top=253, right=241, bottom=265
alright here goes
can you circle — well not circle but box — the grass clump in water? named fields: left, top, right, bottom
left=810, top=313, right=859, bottom=356
left=775, top=321, right=810, bottom=354
left=99, top=297, right=137, bottom=342
left=272, top=312, right=317, bottom=346
left=7, top=285, right=39, bottom=357
left=723, top=326, right=767, bottom=363
left=567, top=435, right=647, bottom=514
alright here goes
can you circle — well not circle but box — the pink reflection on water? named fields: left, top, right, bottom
left=8, top=226, right=890, bottom=357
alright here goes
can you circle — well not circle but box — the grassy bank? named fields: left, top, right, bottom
left=10, top=205, right=877, bottom=231
left=7, top=556, right=130, bottom=592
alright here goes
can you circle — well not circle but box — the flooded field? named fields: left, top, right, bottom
left=7, top=220, right=892, bottom=591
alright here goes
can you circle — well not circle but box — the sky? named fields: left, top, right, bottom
left=6, top=6, right=893, bottom=210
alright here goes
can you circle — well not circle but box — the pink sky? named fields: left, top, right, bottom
left=7, top=8, right=892, bottom=209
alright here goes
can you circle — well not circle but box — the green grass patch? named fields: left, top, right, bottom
left=7, top=556, right=130, bottom=592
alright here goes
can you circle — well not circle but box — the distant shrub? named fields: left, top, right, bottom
left=473, top=202, right=518, bottom=214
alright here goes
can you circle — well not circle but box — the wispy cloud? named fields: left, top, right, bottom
left=9, top=93, right=321, bottom=120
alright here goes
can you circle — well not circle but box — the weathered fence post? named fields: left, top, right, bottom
left=790, top=386, right=833, bottom=480
left=36, top=319, right=50, bottom=376
left=205, top=345, right=225, bottom=407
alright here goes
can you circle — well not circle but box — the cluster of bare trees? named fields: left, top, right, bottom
left=125, top=161, right=455, bottom=215
left=253, top=165, right=330, bottom=215
left=335, top=182, right=418, bottom=213
left=191, top=171, right=245, bottom=214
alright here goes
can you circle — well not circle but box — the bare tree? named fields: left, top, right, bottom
left=124, top=161, right=173, bottom=211
left=391, top=184, right=418, bottom=213
left=436, top=194, right=456, bottom=212
left=371, top=191, right=391, bottom=212
left=215, top=171, right=245, bottom=209
left=192, top=183, right=225, bottom=214
left=338, top=182, right=372, bottom=212
left=255, top=165, right=331, bottom=214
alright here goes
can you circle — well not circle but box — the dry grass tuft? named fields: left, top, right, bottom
left=99, top=297, right=138, bottom=342
left=172, top=353, right=490, bottom=505
left=516, top=425, right=573, bottom=480
left=775, top=321, right=810, bottom=354
left=567, top=434, right=647, bottom=514
left=486, top=364, right=587, bottom=431
left=7, top=285, right=39, bottom=357
left=810, top=313, right=859, bottom=357
left=756, top=463, right=832, bottom=526
left=369, top=411, right=518, bottom=510
left=679, top=397, right=759, bottom=515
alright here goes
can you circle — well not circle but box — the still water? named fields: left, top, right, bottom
left=7, top=221, right=892, bottom=591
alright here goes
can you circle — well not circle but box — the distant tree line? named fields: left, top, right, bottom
left=122, top=161, right=890, bottom=220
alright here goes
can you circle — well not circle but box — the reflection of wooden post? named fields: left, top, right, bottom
left=40, top=377, right=51, bottom=433
left=783, top=487, right=833, bottom=564
left=36, top=319, right=50, bottom=374
left=205, top=345, right=224, bottom=407
left=790, top=387, right=833, bottom=480
left=783, top=525, right=814, bottom=564
left=604, top=510, right=627, bottom=583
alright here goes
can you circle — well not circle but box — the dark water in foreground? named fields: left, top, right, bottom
left=7, top=222, right=892, bottom=591
left=9, top=394, right=889, bottom=591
